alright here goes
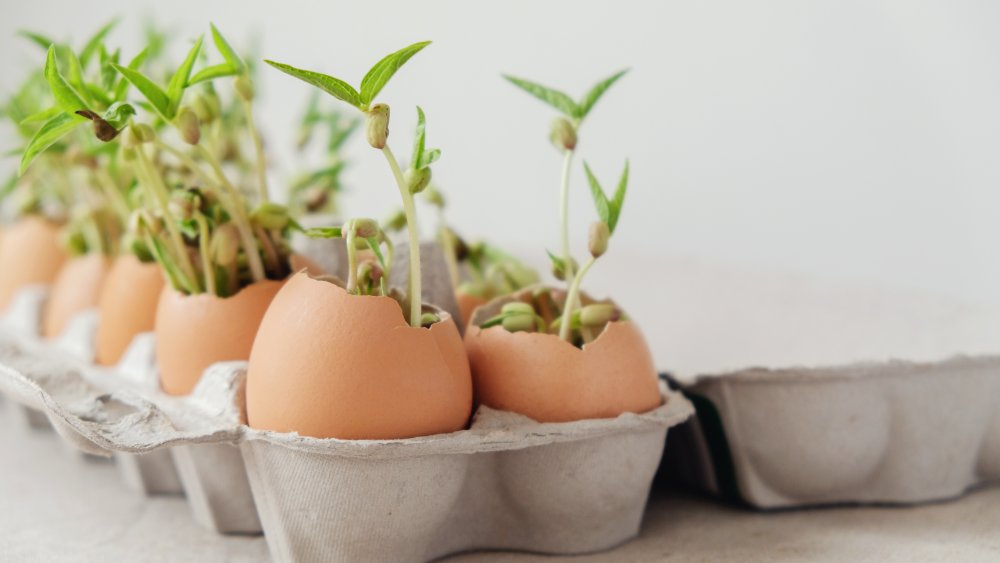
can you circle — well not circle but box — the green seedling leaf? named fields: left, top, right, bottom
left=85, top=84, right=113, bottom=108
left=545, top=249, right=566, bottom=273
left=20, top=106, right=61, bottom=125
left=265, top=60, right=362, bottom=108
left=19, top=112, right=84, bottom=175
left=359, top=40, right=431, bottom=106
left=209, top=23, right=245, bottom=72
left=45, top=46, right=89, bottom=114
left=112, top=63, right=171, bottom=119
left=18, top=30, right=54, bottom=50
left=304, top=226, right=343, bottom=239
left=411, top=106, right=427, bottom=166
left=102, top=101, right=136, bottom=129
left=166, top=36, right=204, bottom=117
left=503, top=75, right=578, bottom=118
left=80, top=18, right=119, bottom=67
left=99, top=46, right=121, bottom=90
left=610, top=160, right=629, bottom=233
left=366, top=236, right=386, bottom=269
left=584, top=162, right=611, bottom=227
left=419, top=148, right=440, bottom=169
left=576, top=69, right=628, bottom=121
left=114, top=48, right=149, bottom=99
left=54, top=45, right=90, bottom=105
left=189, top=63, right=239, bottom=85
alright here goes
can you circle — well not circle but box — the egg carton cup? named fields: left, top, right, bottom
left=665, top=355, right=1000, bottom=508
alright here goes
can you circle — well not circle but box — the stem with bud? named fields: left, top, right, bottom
left=558, top=149, right=575, bottom=281
left=558, top=256, right=596, bottom=342
left=381, top=144, right=422, bottom=327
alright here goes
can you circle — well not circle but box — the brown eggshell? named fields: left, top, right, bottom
left=157, top=279, right=283, bottom=396
left=456, top=290, right=489, bottom=328
left=247, top=272, right=473, bottom=440
left=95, top=255, right=166, bottom=366
left=464, top=291, right=662, bottom=423
left=42, top=254, right=112, bottom=339
left=0, top=216, right=67, bottom=311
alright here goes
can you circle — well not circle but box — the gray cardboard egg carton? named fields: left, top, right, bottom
left=665, top=356, right=1000, bottom=508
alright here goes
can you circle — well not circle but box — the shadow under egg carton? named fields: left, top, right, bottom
left=662, top=356, right=1000, bottom=508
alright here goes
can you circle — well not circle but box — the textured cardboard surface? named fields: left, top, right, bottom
left=676, top=356, right=1000, bottom=507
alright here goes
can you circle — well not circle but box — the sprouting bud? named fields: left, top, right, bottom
left=580, top=303, right=618, bottom=327
left=365, top=104, right=390, bottom=149
left=420, top=312, right=441, bottom=327
left=357, top=259, right=384, bottom=285
left=235, top=74, right=255, bottom=101
left=211, top=223, right=241, bottom=266
left=383, top=209, right=407, bottom=232
left=501, top=302, right=535, bottom=316
left=176, top=106, right=201, bottom=145
left=588, top=221, right=610, bottom=258
left=251, top=202, right=291, bottom=231
left=351, top=218, right=379, bottom=239
left=502, top=313, right=536, bottom=333
left=551, top=256, right=579, bottom=281
left=303, top=186, right=329, bottom=212
left=191, top=92, right=220, bottom=123
left=424, top=186, right=445, bottom=208
left=168, top=189, right=202, bottom=221
left=405, top=167, right=431, bottom=194
left=549, top=117, right=577, bottom=151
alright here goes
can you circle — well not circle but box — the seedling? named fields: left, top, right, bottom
left=266, top=41, right=437, bottom=327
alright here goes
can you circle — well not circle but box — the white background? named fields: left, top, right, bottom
left=1, top=1, right=998, bottom=371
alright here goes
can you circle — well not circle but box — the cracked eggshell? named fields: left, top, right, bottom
left=95, top=255, right=166, bottom=366
left=464, top=290, right=662, bottom=423
left=246, top=272, right=473, bottom=440
left=0, top=216, right=67, bottom=311
left=42, top=254, right=112, bottom=339
left=157, top=280, right=284, bottom=396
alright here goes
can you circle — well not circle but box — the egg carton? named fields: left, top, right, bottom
left=663, top=356, right=1000, bottom=508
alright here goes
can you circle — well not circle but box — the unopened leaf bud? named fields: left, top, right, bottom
left=501, top=302, right=535, bottom=316
left=580, top=303, right=618, bottom=327
left=251, top=202, right=290, bottom=230
left=551, top=256, right=578, bottom=281
left=351, top=218, right=379, bottom=239
left=420, top=312, right=441, bottom=327
left=588, top=221, right=610, bottom=258
left=502, top=313, right=536, bottom=333
left=211, top=223, right=241, bottom=266
left=132, top=123, right=156, bottom=144
left=235, top=74, right=255, bottom=101
left=176, top=106, right=201, bottom=145
left=405, top=167, right=431, bottom=194
left=549, top=117, right=577, bottom=151
left=365, top=104, right=390, bottom=149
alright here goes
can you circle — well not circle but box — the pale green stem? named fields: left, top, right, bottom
left=381, top=145, right=421, bottom=327
left=134, top=146, right=202, bottom=293
left=345, top=222, right=358, bottom=293
left=241, top=98, right=270, bottom=203
left=195, top=213, right=216, bottom=295
left=93, top=169, right=131, bottom=224
left=559, top=256, right=597, bottom=342
left=559, top=149, right=575, bottom=281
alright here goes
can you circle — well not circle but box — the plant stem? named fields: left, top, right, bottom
left=134, top=146, right=202, bottom=293
left=345, top=222, right=358, bottom=293
left=381, top=145, right=421, bottom=327
left=195, top=213, right=217, bottom=296
left=558, top=256, right=596, bottom=342
left=241, top=98, right=270, bottom=202
left=559, top=149, right=575, bottom=281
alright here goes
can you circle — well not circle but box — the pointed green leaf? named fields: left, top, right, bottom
left=167, top=36, right=204, bottom=117
left=583, top=162, right=611, bottom=226
left=99, top=46, right=121, bottom=90
left=112, top=63, right=170, bottom=119
left=19, top=112, right=85, bottom=175
left=85, top=83, right=113, bottom=107
left=54, top=45, right=90, bottom=105
left=359, top=41, right=431, bottom=106
left=20, top=106, right=61, bottom=125
left=303, top=226, right=344, bottom=239
left=265, top=60, right=362, bottom=108
left=18, top=30, right=53, bottom=50
left=189, top=63, right=240, bottom=85
left=608, top=160, right=629, bottom=233
left=411, top=106, right=426, bottom=167
left=503, top=75, right=578, bottom=118
left=80, top=18, right=119, bottom=67
left=366, top=237, right=386, bottom=269
left=114, top=48, right=149, bottom=99
left=45, top=46, right=89, bottom=114
left=545, top=249, right=566, bottom=272
left=102, top=102, right=136, bottom=129
left=209, top=24, right=245, bottom=72
left=576, top=69, right=628, bottom=121
left=419, top=148, right=441, bottom=169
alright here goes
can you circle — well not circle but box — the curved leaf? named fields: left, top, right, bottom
left=583, top=162, right=611, bottom=227
left=44, top=46, right=89, bottom=114
left=20, top=106, right=60, bottom=125
left=112, top=63, right=170, bottom=119
left=167, top=36, right=204, bottom=117
left=609, top=160, right=629, bottom=233
left=503, top=75, right=578, bottom=118
left=189, top=63, right=240, bottom=86
left=359, top=41, right=431, bottom=106
left=577, top=68, right=629, bottom=121
left=209, top=24, right=245, bottom=71
left=265, top=60, right=362, bottom=109
left=19, top=112, right=84, bottom=175
left=80, top=18, right=119, bottom=67
left=411, top=106, right=426, bottom=166
left=18, top=30, right=53, bottom=50
left=114, top=48, right=149, bottom=99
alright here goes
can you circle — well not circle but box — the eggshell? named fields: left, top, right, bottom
left=95, top=255, right=166, bottom=366
left=42, top=254, right=112, bottom=339
left=456, top=290, right=488, bottom=328
left=464, top=290, right=662, bottom=423
left=0, top=216, right=67, bottom=311
left=246, top=272, right=473, bottom=440
left=157, top=280, right=284, bottom=396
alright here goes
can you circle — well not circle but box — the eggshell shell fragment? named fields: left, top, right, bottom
left=157, top=280, right=283, bottom=396
left=95, top=255, right=166, bottom=366
left=0, top=216, right=66, bottom=311
left=247, top=272, right=473, bottom=440
left=42, top=254, right=112, bottom=339
left=464, top=291, right=662, bottom=423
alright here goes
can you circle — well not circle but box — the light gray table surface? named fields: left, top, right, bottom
left=2, top=399, right=998, bottom=563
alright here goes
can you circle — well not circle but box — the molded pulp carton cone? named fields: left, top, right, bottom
left=666, top=356, right=1000, bottom=508
left=0, top=287, right=52, bottom=430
